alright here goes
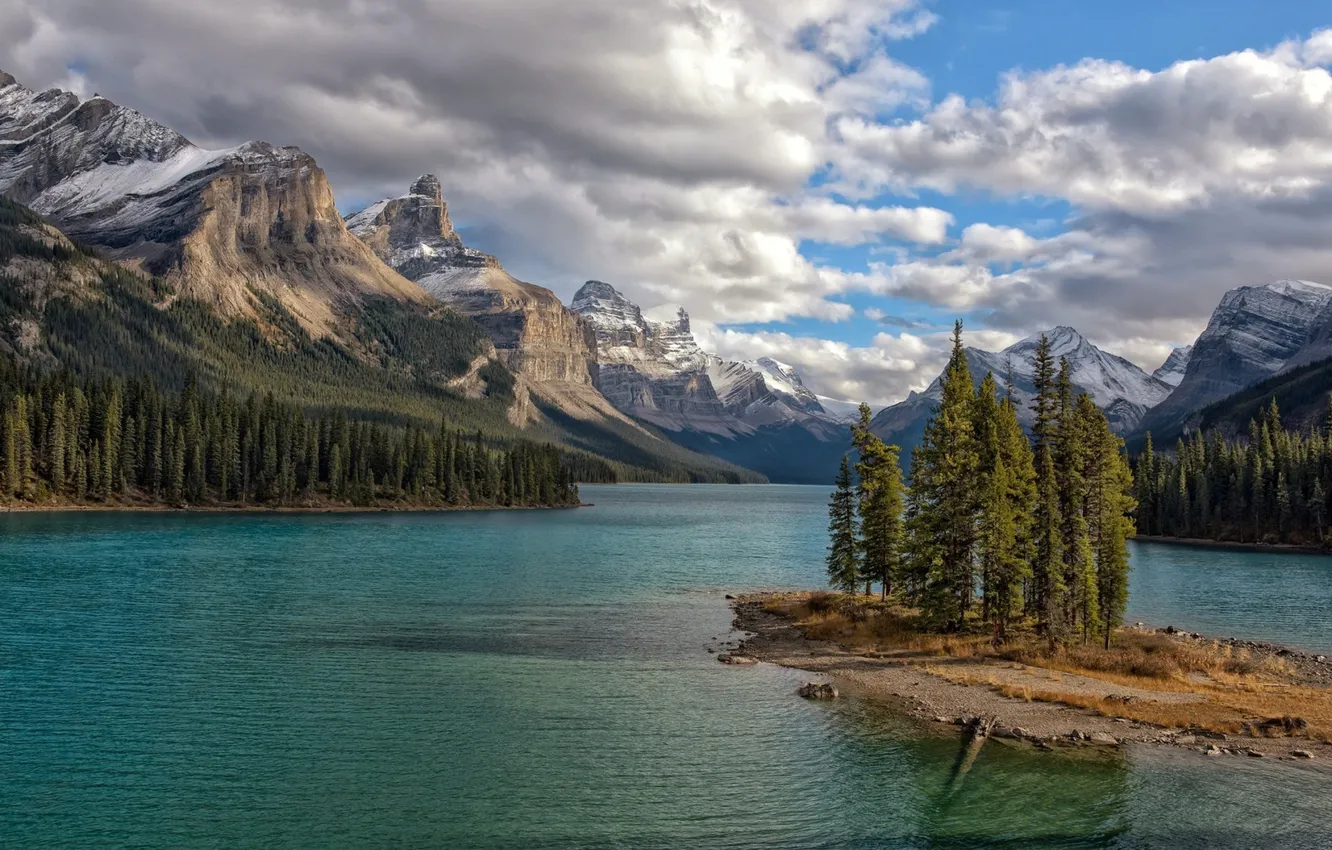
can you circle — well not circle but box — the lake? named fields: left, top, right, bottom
left=2, top=484, right=1330, bottom=848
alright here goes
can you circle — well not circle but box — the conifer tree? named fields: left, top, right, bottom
left=852, top=403, right=904, bottom=599
left=906, top=320, right=979, bottom=630
left=974, top=374, right=1036, bottom=644
left=1029, top=334, right=1065, bottom=646
left=826, top=455, right=860, bottom=594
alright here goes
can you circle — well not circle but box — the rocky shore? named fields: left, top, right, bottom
left=721, top=593, right=1332, bottom=762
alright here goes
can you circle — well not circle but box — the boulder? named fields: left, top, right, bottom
left=1292, top=750, right=1314, bottom=759
left=1089, top=732, right=1119, bottom=745
left=717, top=654, right=757, bottom=666
left=797, top=682, right=839, bottom=700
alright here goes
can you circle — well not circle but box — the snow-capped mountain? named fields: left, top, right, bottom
left=1138, top=280, right=1332, bottom=435
left=347, top=176, right=641, bottom=429
left=0, top=70, right=424, bottom=337
left=871, top=326, right=1172, bottom=453
left=570, top=281, right=845, bottom=462
left=1152, top=345, right=1193, bottom=387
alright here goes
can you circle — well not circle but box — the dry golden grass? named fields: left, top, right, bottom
left=764, top=592, right=1332, bottom=740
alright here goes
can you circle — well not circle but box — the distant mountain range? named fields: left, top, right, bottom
left=0, top=70, right=759, bottom=484
left=870, top=326, right=1174, bottom=456
left=3, top=68, right=1331, bottom=484
left=1136, top=280, right=1332, bottom=439
left=569, top=280, right=852, bottom=482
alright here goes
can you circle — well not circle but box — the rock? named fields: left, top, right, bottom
left=797, top=682, right=839, bottom=700
left=1292, top=750, right=1314, bottom=759
left=725, top=594, right=737, bottom=600
left=716, top=654, right=757, bottom=665
left=1034, top=741, right=1054, bottom=751
left=1206, top=744, right=1222, bottom=755
left=1175, top=734, right=1197, bottom=746
left=1090, top=732, right=1119, bottom=745
left=1013, top=727, right=1033, bottom=740
left=1247, top=750, right=1265, bottom=758
left=933, top=716, right=950, bottom=724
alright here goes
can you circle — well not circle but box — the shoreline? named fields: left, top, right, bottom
left=1135, top=534, right=1330, bottom=556
left=725, top=592, right=1332, bottom=763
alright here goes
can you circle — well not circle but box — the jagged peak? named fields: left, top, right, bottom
left=1261, top=279, right=1330, bottom=296
left=409, top=174, right=443, bottom=203
left=0, top=70, right=17, bottom=89
left=573, top=280, right=627, bottom=303
left=1010, top=325, right=1089, bottom=356
left=345, top=174, right=459, bottom=247
left=643, top=303, right=689, bottom=331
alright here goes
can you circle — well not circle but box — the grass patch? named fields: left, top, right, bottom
left=763, top=591, right=1332, bottom=741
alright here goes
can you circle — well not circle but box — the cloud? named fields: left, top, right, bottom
left=864, top=307, right=931, bottom=330
left=823, top=31, right=1332, bottom=365
left=0, top=0, right=945, bottom=335
left=693, top=321, right=947, bottom=406
left=6, top=3, right=1332, bottom=407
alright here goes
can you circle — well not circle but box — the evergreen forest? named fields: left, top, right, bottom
left=828, top=323, right=1136, bottom=649
left=0, top=365, right=581, bottom=509
left=1136, top=399, right=1332, bottom=547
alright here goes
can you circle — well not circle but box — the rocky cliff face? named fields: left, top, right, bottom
left=348, top=176, right=600, bottom=388
left=0, top=71, right=426, bottom=338
left=570, top=279, right=839, bottom=435
left=1139, top=280, right=1332, bottom=435
left=872, top=326, right=1173, bottom=454
left=1152, top=345, right=1193, bottom=387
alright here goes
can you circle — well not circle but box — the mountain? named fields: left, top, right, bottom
left=1152, top=345, right=1193, bottom=387
left=0, top=71, right=425, bottom=339
left=871, top=326, right=1172, bottom=456
left=346, top=175, right=636, bottom=430
left=571, top=280, right=851, bottom=482
left=0, top=74, right=762, bottom=484
left=1137, top=280, right=1332, bottom=438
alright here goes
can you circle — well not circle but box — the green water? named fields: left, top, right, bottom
left=1, top=484, right=1329, bottom=848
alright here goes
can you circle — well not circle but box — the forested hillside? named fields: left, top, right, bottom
left=1136, top=400, right=1332, bottom=547
left=0, top=197, right=759, bottom=499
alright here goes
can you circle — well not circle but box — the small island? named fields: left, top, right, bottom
left=721, top=326, right=1332, bottom=762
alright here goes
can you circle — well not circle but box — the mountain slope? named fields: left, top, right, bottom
left=1152, top=345, right=1193, bottom=387
left=1137, top=280, right=1332, bottom=438
left=0, top=71, right=426, bottom=340
left=0, top=76, right=762, bottom=485
left=340, top=176, right=743, bottom=477
left=571, top=280, right=851, bottom=482
left=871, top=326, right=1172, bottom=456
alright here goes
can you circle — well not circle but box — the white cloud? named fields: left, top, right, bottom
left=694, top=321, right=945, bottom=405
left=0, top=0, right=947, bottom=338
left=6, top=3, right=1332, bottom=407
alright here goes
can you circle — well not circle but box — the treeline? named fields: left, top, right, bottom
left=828, top=323, right=1136, bottom=648
left=0, top=366, right=581, bottom=509
left=1137, top=399, right=1332, bottom=546
left=0, top=195, right=753, bottom=485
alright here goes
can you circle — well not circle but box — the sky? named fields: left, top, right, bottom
left=3, top=0, right=1332, bottom=406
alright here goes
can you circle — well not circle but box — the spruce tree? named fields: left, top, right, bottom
left=1029, top=334, right=1065, bottom=646
left=852, top=404, right=905, bottom=599
left=907, top=321, right=979, bottom=630
left=826, top=455, right=860, bottom=594
left=974, top=374, right=1036, bottom=644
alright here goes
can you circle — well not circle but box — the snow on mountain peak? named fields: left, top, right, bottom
left=1152, top=345, right=1193, bottom=387
left=642, top=303, right=689, bottom=331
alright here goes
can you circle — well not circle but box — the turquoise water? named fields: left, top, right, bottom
left=1, top=484, right=1330, bottom=848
